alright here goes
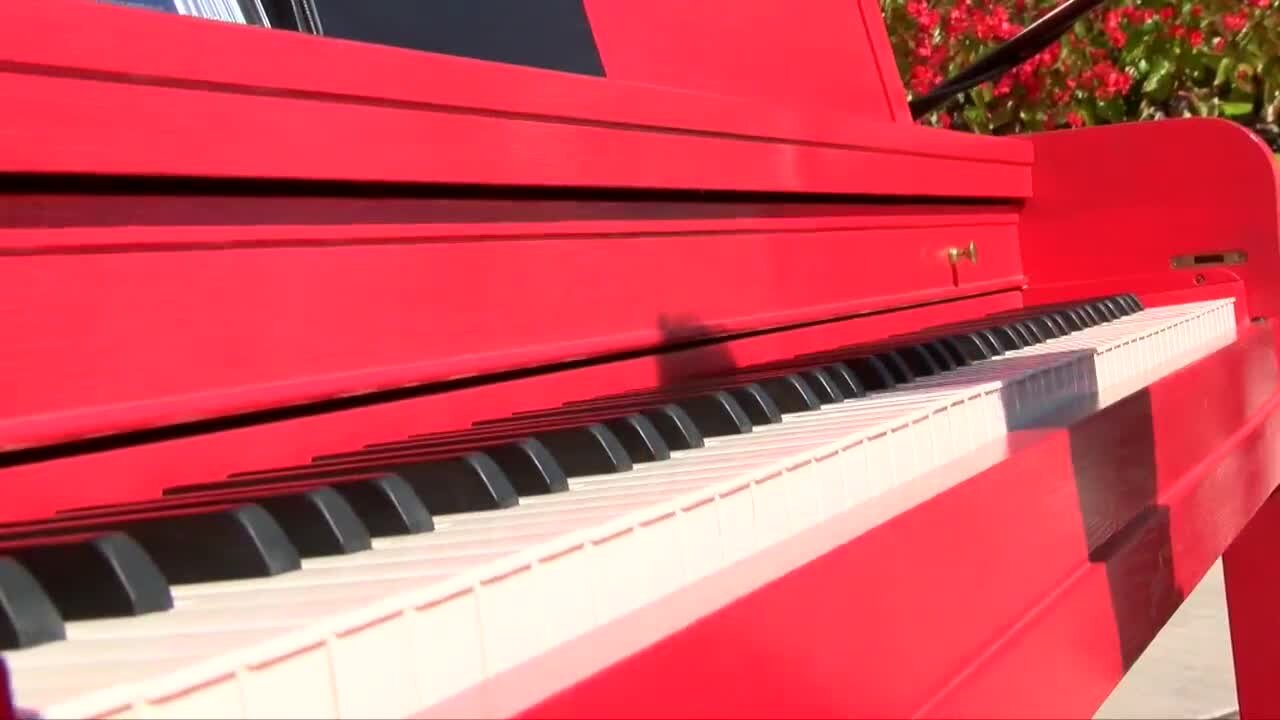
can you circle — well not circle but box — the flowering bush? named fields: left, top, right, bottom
left=884, top=0, right=1280, bottom=146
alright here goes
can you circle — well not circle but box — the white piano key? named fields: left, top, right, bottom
left=3, top=299, right=1237, bottom=719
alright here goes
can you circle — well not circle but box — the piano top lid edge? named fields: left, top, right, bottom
left=0, top=0, right=1032, bottom=168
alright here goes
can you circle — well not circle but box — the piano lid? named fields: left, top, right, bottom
left=0, top=0, right=1030, bottom=197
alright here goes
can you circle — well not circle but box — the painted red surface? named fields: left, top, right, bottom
left=0, top=1, right=1026, bottom=190
left=2, top=1, right=1280, bottom=718
left=0, top=291, right=1020, bottom=523
left=1021, top=117, right=1280, bottom=319
left=1224, top=488, right=1280, bottom=720
left=0, top=207, right=1023, bottom=453
left=520, top=316, right=1280, bottom=719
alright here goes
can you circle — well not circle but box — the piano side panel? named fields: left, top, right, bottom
left=0, top=206, right=1023, bottom=452
left=514, top=313, right=1280, bottom=719
left=1020, top=118, right=1280, bottom=318
left=0, top=1, right=1030, bottom=196
left=0, top=291, right=1023, bottom=524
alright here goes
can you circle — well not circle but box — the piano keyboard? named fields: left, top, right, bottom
left=0, top=296, right=1238, bottom=719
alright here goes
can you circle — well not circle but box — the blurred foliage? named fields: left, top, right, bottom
left=885, top=0, right=1279, bottom=146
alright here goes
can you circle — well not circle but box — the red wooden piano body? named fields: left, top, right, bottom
left=1, top=0, right=1279, bottom=717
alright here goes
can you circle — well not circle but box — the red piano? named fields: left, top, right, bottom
left=1, top=0, right=1279, bottom=717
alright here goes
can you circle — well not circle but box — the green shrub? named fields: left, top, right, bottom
left=884, top=0, right=1279, bottom=146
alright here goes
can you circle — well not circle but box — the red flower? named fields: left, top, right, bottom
left=1066, top=112, right=1084, bottom=128
left=1188, top=29, right=1204, bottom=47
left=937, top=112, right=953, bottom=129
left=1223, top=12, right=1248, bottom=32
left=1213, top=37, right=1227, bottom=52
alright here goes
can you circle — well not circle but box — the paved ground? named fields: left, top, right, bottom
left=1095, top=560, right=1239, bottom=719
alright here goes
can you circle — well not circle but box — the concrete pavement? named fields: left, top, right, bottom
left=1095, top=560, right=1239, bottom=719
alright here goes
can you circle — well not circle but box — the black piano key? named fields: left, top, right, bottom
left=384, top=453, right=519, bottom=513
left=123, top=505, right=302, bottom=584
left=0, top=558, right=64, bottom=651
left=674, top=391, right=753, bottom=437
left=799, top=368, right=845, bottom=404
left=12, top=533, right=173, bottom=620
left=988, top=326, right=1023, bottom=352
left=1036, top=314, right=1062, bottom=336
left=1054, top=310, right=1084, bottom=332
left=486, top=439, right=570, bottom=494
left=923, top=341, right=959, bottom=371
left=1045, top=313, right=1072, bottom=334
left=1027, top=316, right=1061, bottom=340
left=942, top=334, right=990, bottom=363
left=822, top=362, right=867, bottom=397
left=1123, top=293, right=1144, bottom=311
left=971, top=332, right=1000, bottom=357
left=1110, top=295, right=1136, bottom=315
left=876, top=351, right=915, bottom=384
left=335, top=475, right=435, bottom=535
left=847, top=355, right=898, bottom=389
left=1092, top=300, right=1120, bottom=321
left=975, top=329, right=1006, bottom=355
left=1006, top=323, right=1036, bottom=346
left=729, top=384, right=783, bottom=425
left=1015, top=320, right=1048, bottom=343
left=256, top=488, right=372, bottom=557
left=535, top=423, right=632, bottom=475
left=603, top=414, right=671, bottom=463
left=1069, top=306, right=1097, bottom=327
left=899, top=345, right=941, bottom=377
left=642, top=404, right=705, bottom=450
left=757, top=374, right=822, bottom=413
left=1072, top=304, right=1100, bottom=325
left=930, top=340, right=969, bottom=368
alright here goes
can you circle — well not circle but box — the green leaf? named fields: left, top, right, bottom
left=1097, top=97, right=1126, bottom=123
left=1142, top=57, right=1176, bottom=101
left=963, top=104, right=989, bottom=133
left=1222, top=101, right=1254, bottom=118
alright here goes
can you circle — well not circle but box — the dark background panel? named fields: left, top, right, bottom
left=308, top=0, right=605, bottom=76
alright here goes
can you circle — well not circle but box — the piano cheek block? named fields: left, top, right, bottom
left=13, top=533, right=174, bottom=619
left=0, top=558, right=65, bottom=650
left=122, top=505, right=302, bottom=584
